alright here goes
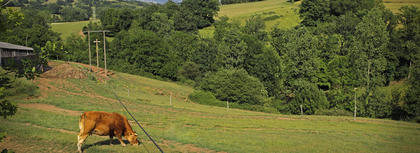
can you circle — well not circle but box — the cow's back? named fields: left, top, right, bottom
left=80, top=111, right=126, bottom=135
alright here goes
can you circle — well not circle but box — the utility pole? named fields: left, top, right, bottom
left=88, top=31, right=92, bottom=71
left=103, top=31, right=107, bottom=76
left=83, top=30, right=110, bottom=73
left=94, top=39, right=100, bottom=70
left=354, top=88, right=357, bottom=120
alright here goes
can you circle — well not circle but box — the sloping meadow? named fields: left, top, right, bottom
left=1, top=61, right=419, bottom=153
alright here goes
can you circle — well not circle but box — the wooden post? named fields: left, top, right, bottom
left=88, top=31, right=92, bottom=71
left=170, top=93, right=172, bottom=105
left=103, top=31, right=107, bottom=76
left=300, top=104, right=303, bottom=115
left=354, top=88, right=357, bottom=120
left=0, top=48, right=2, bottom=66
left=227, top=101, right=229, bottom=111
left=93, top=39, right=100, bottom=71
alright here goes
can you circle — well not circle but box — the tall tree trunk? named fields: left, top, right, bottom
left=367, top=60, right=370, bottom=90
left=408, top=61, right=412, bottom=79
left=366, top=60, right=371, bottom=105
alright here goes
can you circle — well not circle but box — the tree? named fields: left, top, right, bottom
left=0, top=68, right=17, bottom=119
left=350, top=8, right=389, bottom=89
left=398, top=6, right=420, bottom=79
left=349, top=8, right=389, bottom=117
left=180, top=0, right=219, bottom=29
left=214, top=17, right=248, bottom=69
left=299, top=0, right=330, bottom=26
left=329, top=0, right=378, bottom=16
left=271, top=27, right=324, bottom=85
left=242, top=15, right=267, bottom=41
left=99, top=8, right=135, bottom=36
left=110, top=27, right=173, bottom=78
left=199, top=68, right=268, bottom=105
left=145, top=12, right=174, bottom=36
left=64, top=34, right=88, bottom=63
left=286, top=79, right=329, bottom=115
left=61, top=6, right=88, bottom=22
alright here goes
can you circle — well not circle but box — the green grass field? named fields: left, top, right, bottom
left=51, top=20, right=98, bottom=40
left=0, top=61, right=419, bottom=153
left=384, top=0, right=420, bottom=12
left=200, top=0, right=301, bottom=37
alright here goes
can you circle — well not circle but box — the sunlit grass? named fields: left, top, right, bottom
left=2, top=61, right=419, bottom=153
left=51, top=20, right=99, bottom=40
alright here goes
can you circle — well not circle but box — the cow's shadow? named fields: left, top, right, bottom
left=83, top=139, right=134, bottom=151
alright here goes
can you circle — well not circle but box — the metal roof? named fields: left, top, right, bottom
left=0, top=41, right=33, bottom=51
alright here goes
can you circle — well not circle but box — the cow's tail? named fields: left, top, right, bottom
left=79, top=112, right=86, bottom=133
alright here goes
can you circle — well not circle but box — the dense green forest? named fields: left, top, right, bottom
left=4, top=0, right=148, bottom=22
left=1, top=0, right=419, bottom=121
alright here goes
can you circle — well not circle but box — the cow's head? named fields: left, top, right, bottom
left=126, top=132, right=139, bottom=145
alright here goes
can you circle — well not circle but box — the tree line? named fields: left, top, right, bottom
left=0, top=0, right=419, bottom=121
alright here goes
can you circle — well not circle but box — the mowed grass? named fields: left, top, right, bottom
left=384, top=0, right=420, bottom=13
left=51, top=20, right=98, bottom=40
left=199, top=0, right=301, bottom=38
left=1, top=61, right=419, bottom=153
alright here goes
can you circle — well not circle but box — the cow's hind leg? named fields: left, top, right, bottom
left=77, top=133, right=89, bottom=153
left=109, top=135, right=113, bottom=146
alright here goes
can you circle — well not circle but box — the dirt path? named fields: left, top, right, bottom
left=19, top=103, right=81, bottom=116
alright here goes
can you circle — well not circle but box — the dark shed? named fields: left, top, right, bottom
left=0, top=41, right=35, bottom=66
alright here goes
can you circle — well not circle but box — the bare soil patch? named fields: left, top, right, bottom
left=41, top=62, right=87, bottom=79
left=19, top=103, right=81, bottom=116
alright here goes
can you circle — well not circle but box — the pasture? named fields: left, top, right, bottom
left=0, top=61, right=419, bottom=153
left=383, top=0, right=420, bottom=13
left=51, top=20, right=98, bottom=40
left=200, top=0, right=300, bottom=37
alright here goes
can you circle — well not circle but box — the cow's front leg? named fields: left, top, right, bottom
left=77, top=134, right=89, bottom=153
left=109, top=135, right=113, bottom=146
left=117, top=135, right=126, bottom=147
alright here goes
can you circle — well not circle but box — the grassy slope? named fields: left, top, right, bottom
left=199, top=0, right=300, bottom=37
left=0, top=61, right=419, bottom=153
left=383, top=0, right=420, bottom=13
left=199, top=0, right=420, bottom=37
left=51, top=20, right=98, bottom=40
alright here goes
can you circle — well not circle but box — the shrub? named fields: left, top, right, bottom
left=189, top=90, right=225, bottom=107
left=6, top=78, right=39, bottom=97
left=189, top=90, right=278, bottom=113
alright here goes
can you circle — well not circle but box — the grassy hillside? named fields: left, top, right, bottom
left=0, top=61, right=419, bottom=153
left=384, top=0, right=420, bottom=12
left=51, top=20, right=98, bottom=40
left=199, top=0, right=300, bottom=37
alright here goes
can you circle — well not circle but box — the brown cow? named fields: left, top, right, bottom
left=77, top=111, right=139, bottom=152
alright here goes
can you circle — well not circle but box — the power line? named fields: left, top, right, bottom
left=110, top=90, right=165, bottom=153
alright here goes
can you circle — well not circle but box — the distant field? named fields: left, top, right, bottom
left=0, top=61, right=419, bottom=153
left=51, top=20, right=98, bottom=40
left=200, top=0, right=300, bottom=37
left=384, top=0, right=420, bottom=12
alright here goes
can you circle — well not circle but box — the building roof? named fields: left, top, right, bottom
left=0, top=41, right=33, bottom=51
